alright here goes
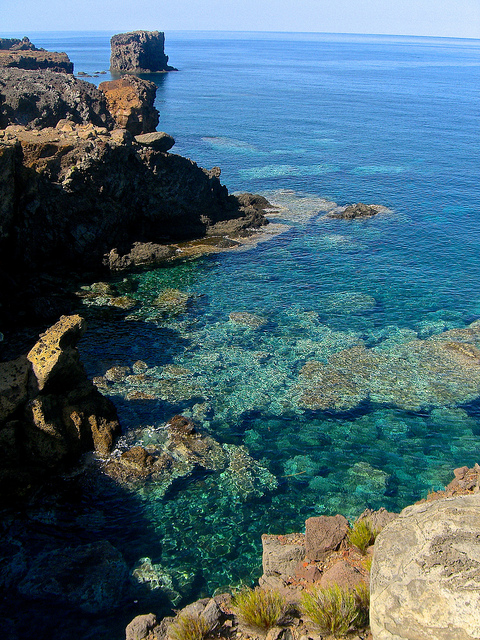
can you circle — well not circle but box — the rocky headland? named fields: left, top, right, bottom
left=110, top=31, right=177, bottom=73
left=0, top=46, right=269, bottom=336
left=0, top=36, right=73, bottom=73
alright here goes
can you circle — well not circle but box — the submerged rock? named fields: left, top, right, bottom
left=229, top=312, right=268, bottom=328
left=328, top=202, right=386, bottom=219
left=296, top=322, right=480, bottom=413
left=18, top=540, right=128, bottom=613
left=103, top=416, right=277, bottom=501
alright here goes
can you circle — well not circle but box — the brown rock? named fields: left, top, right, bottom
left=328, top=202, right=384, bottom=220
left=357, top=507, right=399, bottom=532
left=126, top=613, right=157, bottom=640
left=295, top=561, right=321, bottom=583
left=99, top=76, right=159, bottom=135
left=305, top=515, right=349, bottom=561
left=0, top=49, right=73, bottom=73
left=121, top=446, right=154, bottom=469
left=319, top=560, right=365, bottom=590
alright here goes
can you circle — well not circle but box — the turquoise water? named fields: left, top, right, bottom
left=4, top=31, right=480, bottom=639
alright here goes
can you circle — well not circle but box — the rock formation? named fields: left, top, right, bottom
left=0, top=123, right=268, bottom=329
left=328, top=202, right=387, bottom=219
left=0, top=68, right=113, bottom=129
left=370, top=493, right=480, bottom=640
left=0, top=36, right=73, bottom=73
left=110, top=31, right=176, bottom=73
left=0, top=315, right=120, bottom=504
left=98, top=75, right=159, bottom=134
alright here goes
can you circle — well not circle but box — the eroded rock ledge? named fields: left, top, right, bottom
left=0, top=315, right=120, bottom=503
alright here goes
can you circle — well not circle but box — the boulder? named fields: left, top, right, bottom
left=110, top=31, right=176, bottom=73
left=99, top=76, right=159, bottom=134
left=319, top=560, right=365, bottom=590
left=106, top=242, right=176, bottom=272
left=304, top=515, right=349, bottom=561
left=135, top=131, right=175, bottom=152
left=262, top=533, right=305, bottom=578
left=370, top=494, right=480, bottom=640
left=0, top=316, right=120, bottom=503
left=27, top=315, right=86, bottom=391
left=126, top=614, right=157, bottom=640
left=0, top=68, right=113, bottom=129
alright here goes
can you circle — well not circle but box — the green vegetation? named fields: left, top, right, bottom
left=347, top=519, right=378, bottom=554
left=353, top=581, right=370, bottom=629
left=301, top=582, right=370, bottom=638
left=232, top=586, right=286, bottom=631
left=168, top=612, right=211, bottom=640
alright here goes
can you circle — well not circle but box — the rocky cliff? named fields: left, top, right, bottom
left=0, top=36, right=73, bottom=73
left=110, top=30, right=176, bottom=73
left=99, top=75, right=159, bottom=134
left=0, top=314, right=120, bottom=504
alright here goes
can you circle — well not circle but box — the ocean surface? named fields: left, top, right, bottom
left=4, top=30, right=480, bottom=639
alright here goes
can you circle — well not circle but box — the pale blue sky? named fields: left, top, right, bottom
left=1, top=0, right=479, bottom=39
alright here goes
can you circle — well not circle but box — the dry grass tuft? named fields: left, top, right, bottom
left=232, top=586, right=286, bottom=631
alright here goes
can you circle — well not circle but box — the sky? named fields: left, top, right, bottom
left=1, top=0, right=479, bottom=39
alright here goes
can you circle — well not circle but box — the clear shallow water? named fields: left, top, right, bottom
left=4, top=31, right=480, bottom=638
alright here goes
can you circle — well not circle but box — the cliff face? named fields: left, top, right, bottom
left=0, top=36, right=73, bottom=73
left=98, top=76, right=159, bottom=134
left=110, top=31, right=176, bottom=73
left=0, top=68, right=114, bottom=129
left=0, top=123, right=266, bottom=328
left=0, top=315, right=120, bottom=504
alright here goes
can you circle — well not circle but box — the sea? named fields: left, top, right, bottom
left=2, top=30, right=480, bottom=639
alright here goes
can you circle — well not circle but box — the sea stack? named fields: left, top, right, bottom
left=110, top=30, right=176, bottom=73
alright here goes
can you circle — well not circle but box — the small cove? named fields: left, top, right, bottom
left=3, top=30, right=480, bottom=639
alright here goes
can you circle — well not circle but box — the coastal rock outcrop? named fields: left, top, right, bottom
left=110, top=31, right=176, bottom=73
left=370, top=494, right=480, bottom=640
left=0, top=68, right=114, bottom=129
left=99, top=76, right=159, bottom=134
left=0, top=315, right=120, bottom=503
left=0, top=124, right=268, bottom=328
left=0, top=37, right=73, bottom=73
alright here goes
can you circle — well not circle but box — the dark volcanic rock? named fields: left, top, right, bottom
left=0, top=37, right=37, bottom=51
left=0, top=68, right=114, bottom=129
left=110, top=31, right=176, bottom=73
left=328, top=202, right=384, bottom=219
left=99, top=76, right=159, bottom=134
left=0, top=126, right=267, bottom=296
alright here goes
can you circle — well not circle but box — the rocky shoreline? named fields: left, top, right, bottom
left=1, top=34, right=479, bottom=640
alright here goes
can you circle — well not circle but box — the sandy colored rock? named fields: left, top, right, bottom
left=262, top=533, right=305, bottom=578
left=27, top=315, right=86, bottom=391
left=370, top=494, right=480, bottom=640
left=134, top=131, right=175, bottom=151
left=126, top=613, right=157, bottom=640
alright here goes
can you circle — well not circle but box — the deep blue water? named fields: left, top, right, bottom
left=3, top=31, right=480, bottom=639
